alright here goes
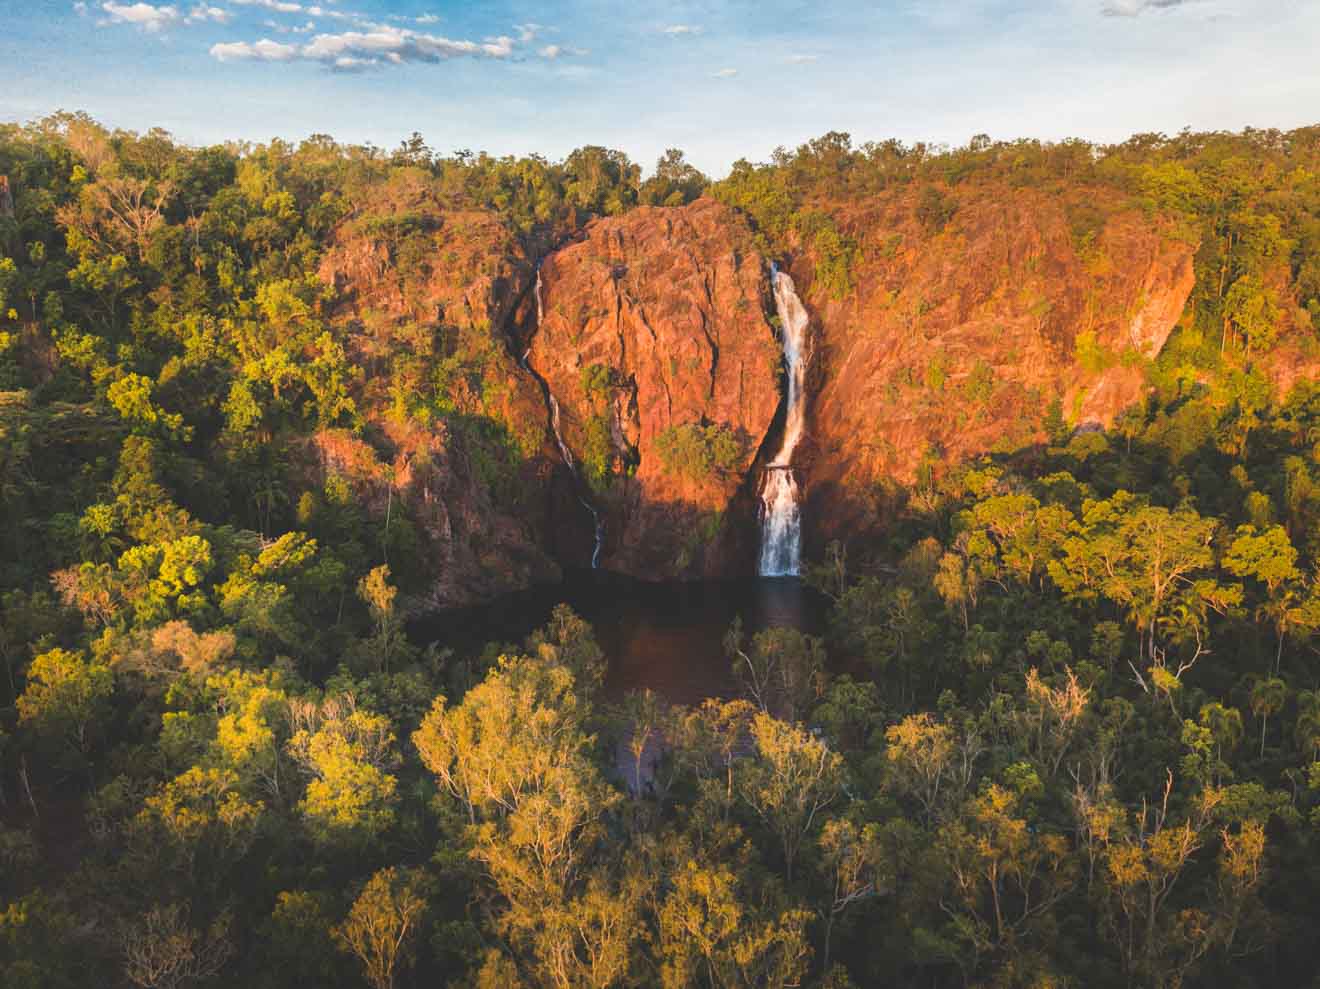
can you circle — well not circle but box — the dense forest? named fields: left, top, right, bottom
left=4, top=113, right=1320, bottom=987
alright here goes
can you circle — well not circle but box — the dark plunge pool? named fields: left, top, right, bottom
left=410, top=573, right=830, bottom=707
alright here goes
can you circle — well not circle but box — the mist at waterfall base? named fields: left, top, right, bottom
left=759, top=267, right=810, bottom=578
left=409, top=573, right=828, bottom=706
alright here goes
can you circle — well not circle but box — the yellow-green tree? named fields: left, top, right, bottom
left=16, top=646, right=113, bottom=758
left=942, top=784, right=1076, bottom=964
left=413, top=654, right=587, bottom=824
left=334, top=867, right=427, bottom=989
left=287, top=694, right=398, bottom=845
left=740, top=713, right=844, bottom=883
left=657, top=858, right=812, bottom=988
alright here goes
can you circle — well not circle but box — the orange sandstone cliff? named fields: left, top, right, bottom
left=526, top=199, right=782, bottom=576
left=781, top=185, right=1197, bottom=552
left=314, top=181, right=1212, bottom=603
left=316, top=172, right=561, bottom=606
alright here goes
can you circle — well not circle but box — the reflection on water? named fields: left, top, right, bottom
left=411, top=572, right=828, bottom=707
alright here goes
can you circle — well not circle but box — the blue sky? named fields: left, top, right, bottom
left=3, top=0, right=1319, bottom=175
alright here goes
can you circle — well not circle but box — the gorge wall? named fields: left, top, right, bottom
left=525, top=199, right=782, bottom=578
left=318, top=182, right=1213, bottom=605
left=315, top=175, right=563, bottom=607
left=784, top=185, right=1198, bottom=554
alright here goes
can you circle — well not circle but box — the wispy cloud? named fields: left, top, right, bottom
left=232, top=0, right=301, bottom=12
left=185, top=4, right=229, bottom=23
left=100, top=2, right=180, bottom=32
left=1101, top=0, right=1195, bottom=15
left=415, top=13, right=438, bottom=24
left=663, top=24, right=702, bottom=36
left=713, top=67, right=738, bottom=78
left=211, top=37, right=298, bottom=60
left=787, top=53, right=818, bottom=64
left=261, top=16, right=315, bottom=33
left=539, top=43, right=588, bottom=59
left=208, top=23, right=576, bottom=70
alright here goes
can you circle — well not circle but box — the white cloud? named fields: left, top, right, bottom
left=415, top=13, right=438, bottom=24
left=211, top=24, right=544, bottom=69
left=663, top=24, right=701, bottom=36
left=515, top=22, right=541, bottom=42
left=333, top=55, right=373, bottom=70
left=210, top=37, right=298, bottom=60
left=1101, top=0, right=1195, bottom=15
left=232, top=0, right=303, bottom=12
left=787, top=53, right=818, bottom=63
left=539, top=43, right=587, bottom=59
left=713, top=67, right=738, bottom=78
left=101, top=2, right=180, bottom=32
left=74, top=1, right=89, bottom=12
left=185, top=4, right=229, bottom=23
left=262, top=15, right=316, bottom=32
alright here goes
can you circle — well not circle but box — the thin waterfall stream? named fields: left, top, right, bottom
left=520, top=267, right=605, bottom=568
left=759, top=264, right=810, bottom=577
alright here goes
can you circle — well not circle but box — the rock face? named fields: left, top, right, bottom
left=317, top=171, right=561, bottom=607
left=314, top=176, right=1210, bottom=601
left=527, top=199, right=783, bottom=577
left=310, top=423, right=560, bottom=610
left=786, top=185, right=1197, bottom=552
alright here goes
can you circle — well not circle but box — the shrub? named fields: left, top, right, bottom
left=655, top=422, right=744, bottom=482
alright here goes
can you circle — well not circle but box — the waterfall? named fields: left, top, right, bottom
left=759, top=265, right=810, bottom=577
left=524, top=266, right=604, bottom=569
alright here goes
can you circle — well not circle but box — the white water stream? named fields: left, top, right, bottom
left=759, top=266, right=810, bottom=577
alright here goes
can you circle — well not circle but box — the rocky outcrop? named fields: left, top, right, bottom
left=786, top=185, right=1198, bottom=551
left=311, top=423, right=561, bottom=609
left=317, top=170, right=561, bottom=607
left=314, top=176, right=1213, bottom=599
left=526, top=199, right=783, bottom=577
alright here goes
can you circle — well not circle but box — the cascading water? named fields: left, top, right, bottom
left=523, top=268, right=604, bottom=569
left=759, top=265, right=810, bottom=577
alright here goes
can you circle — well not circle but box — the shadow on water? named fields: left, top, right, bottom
left=410, top=571, right=830, bottom=707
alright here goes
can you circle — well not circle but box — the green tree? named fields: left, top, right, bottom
left=287, top=694, right=398, bottom=845
left=1224, top=524, right=1303, bottom=670
left=413, top=654, right=588, bottom=824
left=357, top=565, right=406, bottom=673
left=725, top=620, right=826, bottom=723
left=1049, top=494, right=1234, bottom=689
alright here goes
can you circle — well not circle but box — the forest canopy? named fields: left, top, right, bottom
left=2, top=114, right=1320, bottom=988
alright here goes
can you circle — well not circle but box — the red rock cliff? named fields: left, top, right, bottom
left=315, top=177, right=1204, bottom=598
left=785, top=185, right=1197, bottom=549
left=317, top=172, right=561, bottom=607
left=528, top=199, right=783, bottom=577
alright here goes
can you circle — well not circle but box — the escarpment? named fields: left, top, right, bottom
left=317, top=179, right=1224, bottom=600
left=316, top=174, right=561, bottom=607
left=524, top=199, right=783, bottom=578
left=782, top=185, right=1198, bottom=555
